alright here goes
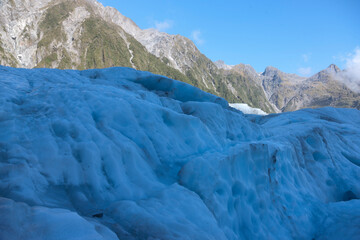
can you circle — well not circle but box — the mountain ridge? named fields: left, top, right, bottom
left=0, top=0, right=275, bottom=112
left=260, top=63, right=360, bottom=111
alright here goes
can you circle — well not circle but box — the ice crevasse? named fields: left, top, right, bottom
left=0, top=65, right=359, bottom=240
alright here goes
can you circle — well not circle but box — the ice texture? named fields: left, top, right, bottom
left=0, top=66, right=359, bottom=240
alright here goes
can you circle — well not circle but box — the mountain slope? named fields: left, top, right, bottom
left=0, top=0, right=191, bottom=84
left=261, top=64, right=360, bottom=111
left=0, top=0, right=274, bottom=112
left=132, top=29, right=274, bottom=112
left=0, top=66, right=360, bottom=239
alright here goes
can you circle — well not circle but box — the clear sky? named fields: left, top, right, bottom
left=99, top=0, right=360, bottom=76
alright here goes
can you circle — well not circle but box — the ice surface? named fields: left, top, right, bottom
left=0, top=65, right=359, bottom=239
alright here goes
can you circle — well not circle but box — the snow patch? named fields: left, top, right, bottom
left=230, top=103, right=268, bottom=115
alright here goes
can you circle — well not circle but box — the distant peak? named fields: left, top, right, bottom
left=214, top=60, right=226, bottom=66
left=232, top=63, right=258, bottom=75
left=326, top=64, right=341, bottom=73
left=307, top=64, right=342, bottom=82
left=262, top=66, right=281, bottom=76
left=264, top=66, right=279, bottom=71
left=214, top=60, right=233, bottom=70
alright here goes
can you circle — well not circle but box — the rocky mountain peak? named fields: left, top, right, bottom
left=231, top=63, right=259, bottom=78
left=307, top=64, right=341, bottom=82
left=326, top=64, right=341, bottom=74
left=98, top=4, right=141, bottom=36
left=214, top=60, right=233, bottom=70
left=262, top=66, right=282, bottom=77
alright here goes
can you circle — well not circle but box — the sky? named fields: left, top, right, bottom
left=99, top=0, right=360, bottom=76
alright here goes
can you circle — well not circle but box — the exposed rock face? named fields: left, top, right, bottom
left=260, top=66, right=306, bottom=111
left=97, top=3, right=141, bottom=36
left=61, top=6, right=90, bottom=65
left=135, top=29, right=188, bottom=72
left=0, top=0, right=53, bottom=67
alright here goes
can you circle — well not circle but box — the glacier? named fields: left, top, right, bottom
left=0, top=65, right=359, bottom=240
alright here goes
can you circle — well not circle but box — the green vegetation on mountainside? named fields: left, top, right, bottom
left=174, top=50, right=275, bottom=112
left=37, top=1, right=74, bottom=49
left=127, top=36, right=193, bottom=85
left=79, top=17, right=133, bottom=69
left=219, top=72, right=274, bottom=113
left=34, top=1, right=195, bottom=84
left=58, top=49, right=72, bottom=69
left=35, top=1, right=77, bottom=68
left=305, top=80, right=360, bottom=110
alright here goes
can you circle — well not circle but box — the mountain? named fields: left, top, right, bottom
left=0, top=0, right=275, bottom=113
left=261, top=64, right=360, bottom=111
left=1, top=65, right=360, bottom=239
left=212, top=60, right=360, bottom=112
left=0, top=0, right=190, bottom=81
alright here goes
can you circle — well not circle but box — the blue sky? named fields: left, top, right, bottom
left=99, top=0, right=360, bottom=76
